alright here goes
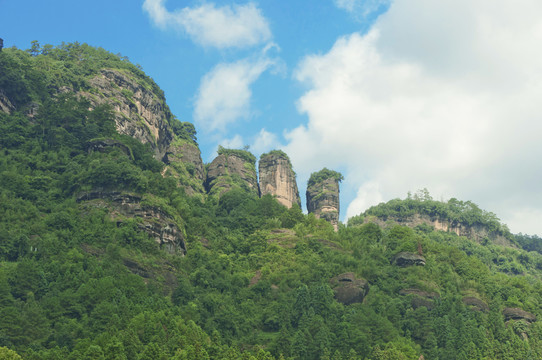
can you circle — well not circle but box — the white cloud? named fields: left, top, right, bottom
left=251, top=129, right=281, bottom=155
left=286, top=0, right=542, bottom=234
left=219, top=134, right=244, bottom=149
left=346, top=181, right=384, bottom=219
left=334, top=0, right=390, bottom=18
left=194, top=53, right=277, bottom=133
left=143, top=0, right=271, bottom=48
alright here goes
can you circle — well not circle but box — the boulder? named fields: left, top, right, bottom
left=392, top=252, right=426, bottom=267
left=330, top=272, right=369, bottom=305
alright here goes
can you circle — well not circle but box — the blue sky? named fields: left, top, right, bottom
left=2, top=0, right=542, bottom=235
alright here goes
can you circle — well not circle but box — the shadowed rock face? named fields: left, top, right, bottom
left=463, top=297, right=489, bottom=312
left=76, top=191, right=186, bottom=254
left=206, top=153, right=258, bottom=197
left=392, top=252, right=426, bottom=267
left=82, top=69, right=174, bottom=160
left=163, top=142, right=205, bottom=195
left=503, top=308, right=537, bottom=323
left=259, top=152, right=300, bottom=208
left=330, top=273, right=369, bottom=305
left=306, top=176, right=340, bottom=231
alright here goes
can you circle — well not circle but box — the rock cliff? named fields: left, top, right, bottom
left=206, top=148, right=258, bottom=197
left=81, top=69, right=174, bottom=160
left=258, top=150, right=300, bottom=208
left=306, top=168, right=343, bottom=231
left=364, top=213, right=515, bottom=247
left=163, top=140, right=205, bottom=196
left=329, top=272, right=369, bottom=305
left=77, top=191, right=186, bottom=254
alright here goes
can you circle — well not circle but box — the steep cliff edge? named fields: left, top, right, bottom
left=258, top=150, right=300, bottom=208
left=80, top=68, right=174, bottom=160
left=306, top=168, right=343, bottom=231
left=206, top=147, right=258, bottom=197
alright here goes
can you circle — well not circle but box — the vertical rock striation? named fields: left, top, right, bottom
left=258, top=150, right=300, bottom=208
left=206, top=148, right=258, bottom=197
left=306, top=168, right=343, bottom=231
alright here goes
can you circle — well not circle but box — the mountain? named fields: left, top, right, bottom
left=1, top=42, right=542, bottom=360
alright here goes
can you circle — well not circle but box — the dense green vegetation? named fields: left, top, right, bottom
left=1, top=43, right=542, bottom=359
left=307, top=168, right=344, bottom=187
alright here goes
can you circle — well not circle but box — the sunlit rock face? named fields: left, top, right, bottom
left=82, top=69, right=174, bottom=160
left=306, top=174, right=340, bottom=231
left=258, top=151, right=300, bottom=208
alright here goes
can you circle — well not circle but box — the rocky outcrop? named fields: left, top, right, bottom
left=462, top=297, right=489, bottom=312
left=163, top=141, right=205, bottom=195
left=206, top=150, right=258, bottom=197
left=86, top=138, right=131, bottom=156
left=0, top=90, right=15, bottom=114
left=258, top=151, right=300, bottom=208
left=306, top=168, right=342, bottom=231
left=399, top=288, right=439, bottom=310
left=392, top=252, right=426, bottom=267
left=365, top=213, right=514, bottom=247
left=329, top=272, right=369, bottom=305
left=76, top=191, right=186, bottom=254
left=503, top=308, right=536, bottom=323
left=81, top=69, right=174, bottom=160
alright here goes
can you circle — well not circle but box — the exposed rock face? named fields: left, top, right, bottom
left=0, top=90, right=15, bottom=114
left=306, top=169, right=341, bottom=231
left=503, top=308, right=536, bottom=323
left=329, top=272, right=369, bottom=305
left=463, top=297, right=489, bottom=312
left=392, top=252, right=426, bottom=267
left=206, top=153, right=258, bottom=197
left=76, top=191, right=186, bottom=254
left=399, top=288, right=439, bottom=310
left=86, top=138, right=131, bottom=156
left=163, top=141, right=205, bottom=195
left=81, top=69, right=174, bottom=160
left=365, top=213, right=514, bottom=247
left=258, top=151, right=300, bottom=208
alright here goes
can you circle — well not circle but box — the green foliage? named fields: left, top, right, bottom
left=308, top=168, right=344, bottom=187
left=217, top=146, right=256, bottom=165
left=2, top=41, right=542, bottom=360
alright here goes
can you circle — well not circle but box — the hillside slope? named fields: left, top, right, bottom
left=1, top=43, right=542, bottom=360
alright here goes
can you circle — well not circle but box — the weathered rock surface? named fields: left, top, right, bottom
left=392, top=252, right=426, bottom=267
left=0, top=89, right=15, bottom=114
left=503, top=308, right=536, bottom=323
left=81, top=69, right=174, bottom=160
left=206, top=153, right=258, bottom=197
left=163, top=141, right=205, bottom=195
left=76, top=191, right=186, bottom=254
left=462, top=296, right=489, bottom=312
left=399, top=288, right=439, bottom=310
left=365, top=213, right=514, bottom=247
left=86, top=138, right=131, bottom=156
left=258, top=151, right=300, bottom=208
left=306, top=169, right=341, bottom=231
left=329, top=272, right=369, bottom=305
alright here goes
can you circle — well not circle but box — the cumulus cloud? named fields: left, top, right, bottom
left=251, top=128, right=281, bottom=155
left=286, top=0, right=542, bottom=234
left=194, top=54, right=277, bottom=133
left=143, top=0, right=271, bottom=48
left=334, top=0, right=390, bottom=18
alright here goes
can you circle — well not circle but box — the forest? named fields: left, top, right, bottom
left=1, top=42, right=542, bottom=359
